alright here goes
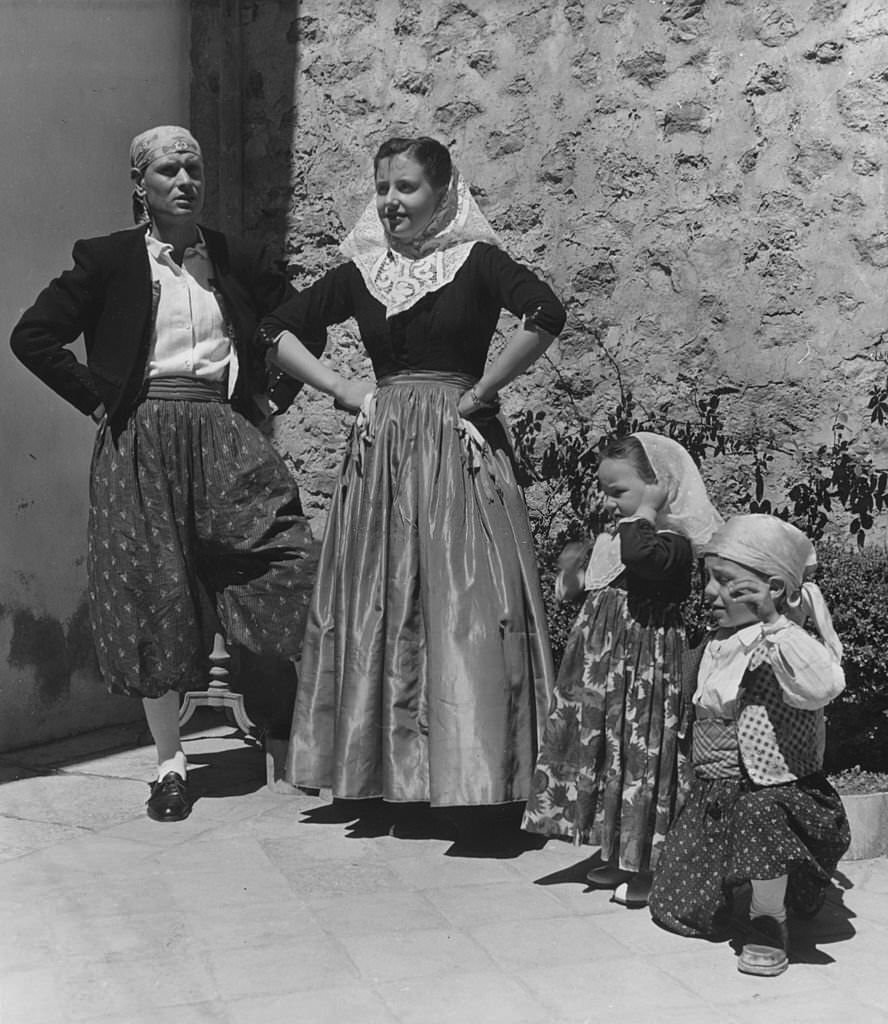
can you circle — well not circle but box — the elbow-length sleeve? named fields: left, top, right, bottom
left=759, top=618, right=846, bottom=710
left=258, top=262, right=360, bottom=359
left=10, top=239, right=105, bottom=416
left=473, top=244, right=566, bottom=337
left=618, top=519, right=693, bottom=583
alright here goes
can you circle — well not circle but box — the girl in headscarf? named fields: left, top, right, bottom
left=259, top=136, right=566, bottom=832
left=522, top=433, right=723, bottom=905
left=649, top=514, right=850, bottom=977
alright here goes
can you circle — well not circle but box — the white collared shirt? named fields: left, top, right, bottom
left=695, top=616, right=845, bottom=720
left=694, top=622, right=762, bottom=719
left=145, top=231, right=238, bottom=396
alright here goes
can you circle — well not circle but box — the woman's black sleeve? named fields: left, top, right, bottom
left=258, top=262, right=359, bottom=358
left=473, top=243, right=567, bottom=337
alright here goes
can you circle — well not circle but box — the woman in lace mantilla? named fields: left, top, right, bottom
left=260, top=136, right=567, bottom=822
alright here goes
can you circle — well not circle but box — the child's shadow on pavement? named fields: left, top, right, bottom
left=721, top=875, right=855, bottom=966
left=534, top=855, right=856, bottom=966
left=789, top=873, right=856, bottom=965
left=533, top=849, right=607, bottom=889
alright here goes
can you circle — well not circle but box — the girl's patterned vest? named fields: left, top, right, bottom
left=685, top=637, right=825, bottom=786
left=736, top=643, right=824, bottom=785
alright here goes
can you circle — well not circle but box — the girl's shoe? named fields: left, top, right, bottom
left=586, top=863, right=634, bottom=888
left=612, top=872, right=652, bottom=907
left=738, top=916, right=789, bottom=977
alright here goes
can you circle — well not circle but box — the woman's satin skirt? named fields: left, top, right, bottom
left=284, top=373, right=555, bottom=806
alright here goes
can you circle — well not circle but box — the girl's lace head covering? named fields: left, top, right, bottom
left=339, top=165, right=501, bottom=318
left=634, top=432, right=724, bottom=548
left=584, top=432, right=723, bottom=592
left=128, top=125, right=202, bottom=226
left=701, top=513, right=842, bottom=661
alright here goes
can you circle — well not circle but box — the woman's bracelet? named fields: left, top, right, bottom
left=469, top=386, right=497, bottom=409
left=522, top=305, right=544, bottom=331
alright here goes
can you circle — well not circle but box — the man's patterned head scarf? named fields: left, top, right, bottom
left=129, top=126, right=201, bottom=174
left=129, top=126, right=202, bottom=224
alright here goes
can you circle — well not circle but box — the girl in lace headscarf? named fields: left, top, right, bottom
left=259, top=136, right=566, bottom=838
left=522, top=432, right=723, bottom=904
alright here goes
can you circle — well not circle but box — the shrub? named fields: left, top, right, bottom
left=816, top=541, right=888, bottom=773
left=515, top=371, right=888, bottom=772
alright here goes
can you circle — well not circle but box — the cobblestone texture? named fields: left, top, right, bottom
left=0, top=719, right=885, bottom=1023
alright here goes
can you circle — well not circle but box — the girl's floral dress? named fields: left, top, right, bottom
left=522, top=519, right=693, bottom=873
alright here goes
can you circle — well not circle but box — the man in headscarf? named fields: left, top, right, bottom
left=11, top=126, right=323, bottom=822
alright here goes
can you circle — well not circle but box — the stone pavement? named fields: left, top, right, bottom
left=0, top=714, right=886, bottom=1024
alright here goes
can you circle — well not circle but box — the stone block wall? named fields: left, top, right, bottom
left=209, top=0, right=888, bottom=532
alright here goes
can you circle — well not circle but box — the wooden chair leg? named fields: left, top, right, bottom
left=178, top=631, right=257, bottom=738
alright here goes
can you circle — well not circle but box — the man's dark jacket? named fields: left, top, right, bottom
left=10, top=224, right=310, bottom=432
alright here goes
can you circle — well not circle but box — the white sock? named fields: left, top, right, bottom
left=750, top=875, right=788, bottom=923
left=157, top=751, right=187, bottom=781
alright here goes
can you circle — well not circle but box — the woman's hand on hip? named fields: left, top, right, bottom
left=333, top=379, right=375, bottom=413
left=457, top=386, right=498, bottom=418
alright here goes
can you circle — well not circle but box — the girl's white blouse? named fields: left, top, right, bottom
left=694, top=616, right=845, bottom=719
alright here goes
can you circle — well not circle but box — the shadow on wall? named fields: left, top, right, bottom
left=191, top=0, right=301, bottom=251
left=4, top=598, right=97, bottom=705
left=0, top=595, right=143, bottom=755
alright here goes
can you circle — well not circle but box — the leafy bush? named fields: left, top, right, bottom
left=513, top=387, right=728, bottom=663
left=829, top=766, right=888, bottom=794
left=816, top=541, right=888, bottom=773
left=515, top=368, right=888, bottom=772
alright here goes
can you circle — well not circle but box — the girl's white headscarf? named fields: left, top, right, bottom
left=701, top=513, right=843, bottom=662
left=584, top=432, right=723, bottom=591
left=339, top=168, right=501, bottom=318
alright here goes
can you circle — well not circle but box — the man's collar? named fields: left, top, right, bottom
left=145, top=227, right=207, bottom=259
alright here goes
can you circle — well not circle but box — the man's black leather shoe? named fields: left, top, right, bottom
left=146, top=772, right=191, bottom=822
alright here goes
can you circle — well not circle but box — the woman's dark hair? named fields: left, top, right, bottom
left=373, top=136, right=453, bottom=190
left=599, top=435, right=657, bottom=483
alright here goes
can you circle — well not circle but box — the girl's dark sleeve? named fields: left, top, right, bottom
left=257, top=262, right=360, bottom=359
left=618, top=519, right=693, bottom=582
left=473, top=243, right=566, bottom=337
left=10, top=240, right=105, bottom=416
